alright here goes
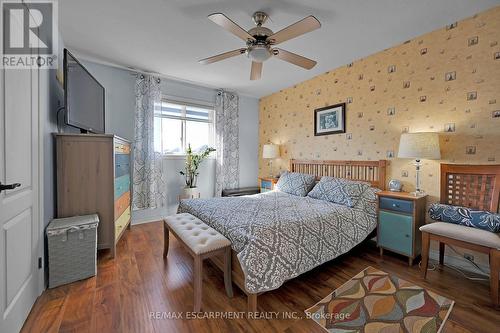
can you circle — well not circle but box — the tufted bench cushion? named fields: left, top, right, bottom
left=164, top=213, right=231, bottom=255
left=163, top=213, right=233, bottom=312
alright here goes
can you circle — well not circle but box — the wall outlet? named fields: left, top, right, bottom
left=464, top=253, right=474, bottom=262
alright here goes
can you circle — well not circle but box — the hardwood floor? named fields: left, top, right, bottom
left=22, top=221, right=499, bottom=333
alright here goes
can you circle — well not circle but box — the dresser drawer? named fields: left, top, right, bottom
left=115, top=174, right=130, bottom=199
left=115, top=163, right=130, bottom=178
left=115, top=207, right=131, bottom=241
left=380, top=197, right=413, bottom=214
left=378, top=210, right=413, bottom=256
left=115, top=191, right=130, bottom=218
left=115, top=154, right=130, bottom=178
left=114, top=142, right=130, bottom=154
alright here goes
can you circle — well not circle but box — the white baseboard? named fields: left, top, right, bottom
left=428, top=248, right=490, bottom=275
left=131, top=205, right=178, bottom=225
left=129, top=222, right=491, bottom=276
left=368, top=237, right=490, bottom=275
left=131, top=218, right=163, bottom=225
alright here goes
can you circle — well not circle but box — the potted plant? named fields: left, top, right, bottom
left=179, top=144, right=215, bottom=198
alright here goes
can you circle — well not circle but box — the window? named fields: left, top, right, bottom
left=154, top=99, right=214, bottom=155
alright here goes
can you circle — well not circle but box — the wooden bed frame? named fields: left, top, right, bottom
left=209, top=159, right=387, bottom=312
left=289, top=159, right=387, bottom=189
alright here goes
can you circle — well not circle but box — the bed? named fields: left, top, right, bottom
left=178, top=159, right=387, bottom=311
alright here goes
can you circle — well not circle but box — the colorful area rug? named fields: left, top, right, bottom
left=305, top=266, right=454, bottom=333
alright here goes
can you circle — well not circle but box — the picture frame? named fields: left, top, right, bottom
left=314, top=103, right=346, bottom=136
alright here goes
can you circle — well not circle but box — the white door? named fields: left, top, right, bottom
left=0, top=49, right=42, bottom=333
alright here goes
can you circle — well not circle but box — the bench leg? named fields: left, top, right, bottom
left=247, top=293, right=257, bottom=313
left=223, top=247, right=233, bottom=298
left=439, top=242, right=445, bottom=265
left=163, top=223, right=169, bottom=258
left=194, top=256, right=203, bottom=312
left=490, top=249, right=499, bottom=307
left=421, top=232, right=430, bottom=279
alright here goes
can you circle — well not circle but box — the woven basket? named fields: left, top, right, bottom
left=47, top=214, right=99, bottom=288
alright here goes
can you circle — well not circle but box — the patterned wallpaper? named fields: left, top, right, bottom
left=259, top=6, right=500, bottom=207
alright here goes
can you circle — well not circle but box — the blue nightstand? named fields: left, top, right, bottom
left=259, top=177, right=278, bottom=193
left=376, top=191, right=427, bottom=266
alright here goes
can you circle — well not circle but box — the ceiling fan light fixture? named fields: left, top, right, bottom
left=202, top=11, right=321, bottom=79
left=247, top=45, right=271, bottom=62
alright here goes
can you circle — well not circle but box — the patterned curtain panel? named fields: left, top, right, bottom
left=215, top=90, right=240, bottom=196
left=132, top=75, right=166, bottom=210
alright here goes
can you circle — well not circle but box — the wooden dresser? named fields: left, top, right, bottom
left=55, top=133, right=131, bottom=257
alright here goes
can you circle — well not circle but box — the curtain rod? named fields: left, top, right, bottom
left=69, top=49, right=249, bottom=98
left=67, top=49, right=219, bottom=89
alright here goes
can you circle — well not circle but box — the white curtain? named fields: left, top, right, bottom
left=132, top=75, right=166, bottom=210
left=215, top=90, right=240, bottom=196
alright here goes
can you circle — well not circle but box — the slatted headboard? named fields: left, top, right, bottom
left=440, top=164, right=500, bottom=212
left=289, top=159, right=387, bottom=190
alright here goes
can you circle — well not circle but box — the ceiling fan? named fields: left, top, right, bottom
left=199, top=11, right=321, bottom=80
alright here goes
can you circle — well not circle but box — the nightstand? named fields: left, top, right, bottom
left=259, top=177, right=278, bottom=193
left=376, top=191, right=427, bottom=266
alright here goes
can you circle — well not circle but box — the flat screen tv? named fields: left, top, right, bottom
left=64, top=49, right=105, bottom=133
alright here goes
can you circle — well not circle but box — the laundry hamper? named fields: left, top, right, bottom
left=47, top=214, right=99, bottom=288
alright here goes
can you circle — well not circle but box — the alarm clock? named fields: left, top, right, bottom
left=388, top=179, right=402, bottom=192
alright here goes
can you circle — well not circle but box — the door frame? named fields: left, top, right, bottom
left=35, top=62, right=45, bottom=295
left=28, top=10, right=46, bottom=296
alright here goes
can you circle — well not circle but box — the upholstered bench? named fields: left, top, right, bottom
left=419, top=163, right=500, bottom=307
left=420, top=222, right=500, bottom=306
left=163, top=213, right=233, bottom=312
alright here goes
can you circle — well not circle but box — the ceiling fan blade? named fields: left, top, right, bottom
left=273, top=48, right=317, bottom=70
left=267, top=16, right=321, bottom=45
left=199, top=48, right=246, bottom=65
left=250, top=61, right=262, bottom=80
left=208, top=13, right=256, bottom=42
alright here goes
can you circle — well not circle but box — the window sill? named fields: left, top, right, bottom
left=160, top=154, right=216, bottom=160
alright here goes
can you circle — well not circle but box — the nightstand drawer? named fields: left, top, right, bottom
left=378, top=210, right=413, bottom=256
left=380, top=197, right=413, bottom=214
left=261, top=180, right=273, bottom=189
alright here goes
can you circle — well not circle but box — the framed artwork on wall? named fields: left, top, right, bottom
left=314, top=103, right=346, bottom=136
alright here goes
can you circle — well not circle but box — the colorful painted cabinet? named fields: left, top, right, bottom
left=55, top=133, right=131, bottom=258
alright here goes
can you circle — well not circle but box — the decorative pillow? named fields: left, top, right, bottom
left=353, top=186, right=381, bottom=216
left=275, top=171, right=316, bottom=197
left=429, top=203, right=500, bottom=233
left=307, top=176, right=371, bottom=207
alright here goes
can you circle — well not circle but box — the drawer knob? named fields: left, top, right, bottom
left=392, top=203, right=399, bottom=207
left=405, top=234, right=410, bottom=238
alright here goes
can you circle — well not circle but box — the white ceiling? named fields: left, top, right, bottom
left=60, top=0, right=500, bottom=98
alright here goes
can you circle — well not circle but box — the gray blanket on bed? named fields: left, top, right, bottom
left=178, top=189, right=378, bottom=293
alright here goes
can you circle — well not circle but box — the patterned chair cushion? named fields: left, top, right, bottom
left=429, top=203, right=500, bottom=233
left=307, top=177, right=371, bottom=207
left=275, top=171, right=316, bottom=197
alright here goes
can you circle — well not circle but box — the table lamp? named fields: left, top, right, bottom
left=262, top=144, right=279, bottom=178
left=397, top=132, right=441, bottom=196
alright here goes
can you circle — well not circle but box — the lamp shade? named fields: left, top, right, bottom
left=398, top=132, right=441, bottom=160
left=262, top=144, right=279, bottom=159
